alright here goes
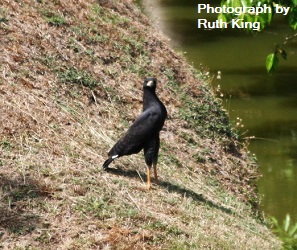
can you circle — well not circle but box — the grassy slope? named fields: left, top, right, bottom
left=0, top=0, right=281, bottom=249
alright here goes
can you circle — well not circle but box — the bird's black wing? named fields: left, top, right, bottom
left=108, top=108, right=162, bottom=157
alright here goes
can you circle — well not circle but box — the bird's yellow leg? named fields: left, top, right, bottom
left=147, top=166, right=151, bottom=190
left=153, top=163, right=158, bottom=184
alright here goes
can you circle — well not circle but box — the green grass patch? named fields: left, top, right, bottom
left=58, top=67, right=98, bottom=89
left=0, top=8, right=8, bottom=23
left=43, top=11, right=67, bottom=26
left=0, top=140, right=13, bottom=151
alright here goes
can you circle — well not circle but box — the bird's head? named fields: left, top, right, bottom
left=143, top=77, right=157, bottom=91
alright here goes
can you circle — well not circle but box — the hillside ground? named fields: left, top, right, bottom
left=0, top=0, right=281, bottom=249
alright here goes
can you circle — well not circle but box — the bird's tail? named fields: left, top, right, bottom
left=102, top=158, right=113, bottom=169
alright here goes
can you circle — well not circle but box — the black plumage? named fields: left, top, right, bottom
left=103, top=77, right=167, bottom=189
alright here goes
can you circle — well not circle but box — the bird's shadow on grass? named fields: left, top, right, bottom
left=105, top=167, right=233, bottom=215
left=0, top=174, right=51, bottom=235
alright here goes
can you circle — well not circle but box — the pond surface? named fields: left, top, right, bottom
left=141, top=0, right=297, bottom=223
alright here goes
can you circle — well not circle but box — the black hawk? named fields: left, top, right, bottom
left=103, top=77, right=167, bottom=189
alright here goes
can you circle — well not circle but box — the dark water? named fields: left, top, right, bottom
left=141, top=0, right=297, bottom=223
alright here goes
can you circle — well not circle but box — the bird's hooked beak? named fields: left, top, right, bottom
left=147, top=80, right=154, bottom=87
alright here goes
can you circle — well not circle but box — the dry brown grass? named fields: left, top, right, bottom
left=0, top=0, right=281, bottom=249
